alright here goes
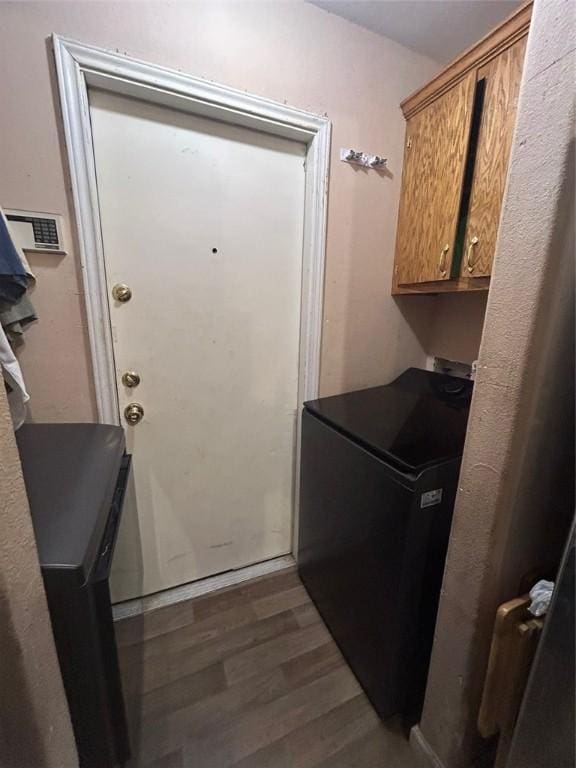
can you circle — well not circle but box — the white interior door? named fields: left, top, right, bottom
left=88, top=89, right=306, bottom=602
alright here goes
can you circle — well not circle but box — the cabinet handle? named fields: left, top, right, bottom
left=439, top=244, right=450, bottom=277
left=465, top=236, right=479, bottom=273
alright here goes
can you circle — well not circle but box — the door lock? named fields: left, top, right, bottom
left=112, top=283, right=132, bottom=303
left=124, top=403, right=144, bottom=425
left=122, top=371, right=141, bottom=388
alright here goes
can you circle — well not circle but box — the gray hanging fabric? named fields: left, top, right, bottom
left=0, top=207, right=38, bottom=341
left=0, top=293, right=37, bottom=343
left=0, top=209, right=28, bottom=305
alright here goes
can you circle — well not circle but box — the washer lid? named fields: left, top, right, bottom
left=304, top=368, right=473, bottom=474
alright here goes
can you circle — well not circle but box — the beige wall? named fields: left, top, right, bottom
left=0, top=0, right=485, bottom=422
left=0, top=385, right=78, bottom=767
left=424, top=292, right=487, bottom=365
left=412, top=0, right=576, bottom=765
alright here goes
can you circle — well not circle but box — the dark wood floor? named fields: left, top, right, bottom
left=116, top=567, right=415, bottom=768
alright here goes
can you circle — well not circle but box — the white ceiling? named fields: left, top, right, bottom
left=308, top=1, right=521, bottom=63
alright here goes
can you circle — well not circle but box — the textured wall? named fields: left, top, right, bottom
left=412, top=0, right=576, bottom=765
left=0, top=0, right=484, bottom=422
left=0, top=387, right=78, bottom=767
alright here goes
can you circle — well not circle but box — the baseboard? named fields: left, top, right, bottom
left=112, top=554, right=295, bottom=621
left=410, top=726, right=447, bottom=768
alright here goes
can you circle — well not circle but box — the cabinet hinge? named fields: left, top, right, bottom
left=406, top=137, right=412, bottom=150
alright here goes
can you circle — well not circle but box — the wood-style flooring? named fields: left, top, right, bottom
left=115, top=567, right=415, bottom=768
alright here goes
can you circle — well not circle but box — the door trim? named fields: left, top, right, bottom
left=52, top=34, right=330, bottom=426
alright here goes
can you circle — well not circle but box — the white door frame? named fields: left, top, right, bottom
left=53, top=35, right=330, bottom=558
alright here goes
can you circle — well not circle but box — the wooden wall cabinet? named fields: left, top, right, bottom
left=392, top=3, right=531, bottom=294
left=394, top=73, right=476, bottom=286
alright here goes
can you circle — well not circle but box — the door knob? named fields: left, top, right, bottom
left=112, top=283, right=132, bottom=303
left=122, top=371, right=141, bottom=388
left=124, top=403, right=144, bottom=425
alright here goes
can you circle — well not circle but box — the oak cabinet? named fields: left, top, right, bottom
left=394, top=73, right=476, bottom=285
left=460, top=37, right=527, bottom=279
left=392, top=3, right=531, bottom=294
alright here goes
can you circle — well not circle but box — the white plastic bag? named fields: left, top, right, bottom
left=528, top=579, right=554, bottom=617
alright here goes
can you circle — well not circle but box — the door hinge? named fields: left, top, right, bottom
left=406, top=137, right=412, bottom=150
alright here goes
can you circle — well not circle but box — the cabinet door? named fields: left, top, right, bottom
left=461, top=37, right=527, bottom=278
left=394, top=71, right=476, bottom=286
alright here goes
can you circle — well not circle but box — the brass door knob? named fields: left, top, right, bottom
left=122, top=371, right=141, bottom=388
left=124, top=403, right=144, bottom=425
left=112, top=283, right=132, bottom=303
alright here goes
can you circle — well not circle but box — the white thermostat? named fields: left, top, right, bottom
left=5, top=208, right=66, bottom=254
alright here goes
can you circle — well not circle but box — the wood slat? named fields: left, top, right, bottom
left=284, top=694, right=381, bottom=768
left=115, top=598, right=196, bottom=648
left=186, top=666, right=362, bottom=767
left=316, top=721, right=413, bottom=768
left=121, top=602, right=259, bottom=663
left=281, top=642, right=343, bottom=690
left=136, top=667, right=290, bottom=764
left=230, top=694, right=384, bottom=768
left=292, top=600, right=323, bottom=628
left=141, top=749, right=184, bottom=768
left=192, top=567, right=300, bottom=621
left=252, top=584, right=311, bottom=619
left=121, top=608, right=299, bottom=695
left=139, top=662, right=227, bottom=721
left=118, top=568, right=414, bottom=767
left=117, top=568, right=300, bottom=651
left=224, top=620, right=331, bottom=685
left=229, top=739, right=292, bottom=768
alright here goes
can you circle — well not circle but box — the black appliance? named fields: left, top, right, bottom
left=298, top=368, right=473, bottom=723
left=17, top=424, right=131, bottom=768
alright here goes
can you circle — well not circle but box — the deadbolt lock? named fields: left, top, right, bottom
left=122, top=371, right=141, bottom=388
left=112, top=283, right=132, bottom=303
left=124, top=403, right=144, bottom=425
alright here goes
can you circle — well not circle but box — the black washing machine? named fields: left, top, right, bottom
left=298, top=368, right=473, bottom=723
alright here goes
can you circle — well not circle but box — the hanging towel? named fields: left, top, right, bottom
left=0, top=207, right=38, bottom=341
left=0, top=207, right=34, bottom=427
left=0, top=322, right=29, bottom=429
left=0, top=294, right=37, bottom=342
left=0, top=209, right=28, bottom=305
